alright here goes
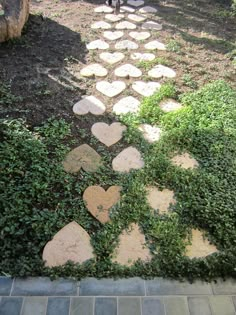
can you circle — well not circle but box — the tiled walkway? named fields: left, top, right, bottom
left=0, top=277, right=236, bottom=314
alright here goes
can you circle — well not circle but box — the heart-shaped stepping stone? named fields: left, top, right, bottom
left=94, top=5, right=113, bottom=13
left=100, top=52, right=125, bottom=64
left=96, top=81, right=126, bottom=97
left=128, top=13, right=147, bottom=22
left=145, top=40, right=166, bottom=50
left=112, top=146, right=144, bottom=172
left=142, top=21, right=162, bottom=30
left=73, top=96, right=106, bottom=115
left=132, top=81, right=161, bottom=96
left=112, top=223, right=152, bottom=266
left=115, top=40, right=138, bottom=50
left=103, top=31, right=124, bottom=41
left=105, top=13, right=124, bottom=22
left=138, top=124, right=162, bottom=143
left=63, top=144, right=102, bottom=173
left=148, top=65, right=176, bottom=78
left=171, top=152, right=199, bottom=169
left=129, top=31, right=151, bottom=41
left=159, top=99, right=182, bottom=112
left=86, top=40, right=109, bottom=50
left=139, top=6, right=157, bottom=14
left=43, top=221, right=95, bottom=267
left=146, top=186, right=176, bottom=214
left=91, top=21, right=112, bottom=29
left=83, top=186, right=121, bottom=223
left=115, top=21, right=137, bottom=29
left=91, top=122, right=127, bottom=146
left=80, top=64, right=108, bottom=77
left=113, top=96, right=140, bottom=115
left=127, top=0, right=145, bottom=7
left=115, top=64, right=142, bottom=78
left=120, top=5, right=136, bottom=13
left=131, top=52, right=155, bottom=61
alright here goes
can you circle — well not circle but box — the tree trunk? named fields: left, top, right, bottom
left=0, top=0, right=30, bottom=42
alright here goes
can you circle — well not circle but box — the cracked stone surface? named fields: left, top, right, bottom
left=115, top=39, right=139, bottom=50
left=148, top=65, right=176, bottom=78
left=91, top=21, right=111, bottom=29
left=113, top=96, right=140, bottom=115
left=142, top=21, right=162, bottom=30
left=146, top=186, right=176, bottom=214
left=132, top=81, right=161, bottom=96
left=115, top=64, right=142, bottom=78
left=115, top=21, right=137, bottom=29
left=138, top=124, right=162, bottom=143
left=128, top=13, right=146, bottom=22
left=112, top=223, right=152, bottom=266
left=129, top=31, right=151, bottom=41
left=145, top=40, right=166, bottom=50
left=171, top=153, right=199, bottom=169
left=96, top=80, right=126, bottom=97
left=131, top=52, right=155, bottom=61
left=80, top=64, right=108, bottom=77
left=86, top=39, right=109, bottom=50
left=112, top=146, right=144, bottom=172
left=105, top=13, right=124, bottom=22
left=73, top=96, right=106, bottom=115
left=63, top=144, right=102, bottom=173
left=127, top=0, right=145, bottom=7
left=91, top=122, right=127, bottom=147
left=83, top=186, right=121, bottom=224
left=99, top=52, right=125, bottom=64
left=139, top=6, right=157, bottom=14
left=94, top=5, right=113, bottom=13
left=103, top=30, right=124, bottom=41
left=186, top=229, right=218, bottom=259
left=160, top=98, right=183, bottom=112
left=120, top=5, right=136, bottom=13
left=43, top=222, right=95, bottom=267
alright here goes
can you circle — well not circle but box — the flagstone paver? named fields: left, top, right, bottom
left=63, top=144, right=102, bottom=173
left=186, top=229, right=218, bottom=259
left=139, top=6, right=158, bottom=14
left=113, top=96, right=140, bottom=115
left=114, top=63, right=142, bottom=78
left=131, top=52, right=155, bottom=61
left=115, top=39, right=139, bottom=49
left=127, top=0, right=145, bottom=7
left=112, top=223, right=152, bottom=266
left=99, top=52, right=125, bottom=64
left=145, top=40, right=166, bottom=50
left=112, top=146, right=144, bottom=172
left=148, top=65, right=176, bottom=78
left=73, top=96, right=106, bottom=115
left=142, top=21, right=162, bottom=30
left=91, top=21, right=112, bottom=29
left=94, top=5, right=113, bottom=13
left=129, top=31, right=151, bottom=40
left=171, top=152, right=199, bottom=169
left=120, top=5, right=136, bottom=13
left=86, top=39, right=109, bottom=50
left=42, top=222, right=95, bottom=267
left=91, top=122, right=127, bottom=147
left=128, top=13, right=147, bottom=22
left=146, top=186, right=176, bottom=214
left=132, top=81, right=161, bottom=96
left=138, top=124, right=162, bottom=143
left=96, top=80, right=126, bottom=97
left=83, top=186, right=121, bottom=224
left=115, top=20, right=137, bottom=29
left=80, top=64, right=108, bottom=77
left=105, top=13, right=124, bottom=22
left=103, top=30, right=124, bottom=40
left=160, top=98, right=183, bottom=112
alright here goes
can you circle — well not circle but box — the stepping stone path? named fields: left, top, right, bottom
left=127, top=0, right=145, bottom=7
left=115, top=39, right=138, bottom=50
left=132, top=81, right=161, bottom=96
left=129, top=31, right=151, bottom=41
left=128, top=13, right=146, bottom=22
left=91, top=21, right=111, bottom=29
left=83, top=186, right=121, bottom=224
left=142, top=21, right=162, bottom=30
left=131, top=52, right=155, bottom=61
left=115, top=21, right=137, bottom=29
left=120, top=5, right=136, bottom=13
left=138, top=124, right=162, bottom=143
left=148, top=65, right=176, bottom=78
left=139, top=6, right=158, bottom=14
left=112, top=146, right=144, bottom=172
left=114, top=63, right=142, bottom=78
left=80, top=64, right=108, bottom=77
left=145, top=40, right=166, bottom=50
left=86, top=39, right=109, bottom=50
left=94, top=5, right=113, bottom=13
left=105, top=14, right=124, bottom=22
left=73, top=96, right=106, bottom=115
left=100, top=52, right=125, bottom=64
left=96, top=80, right=126, bottom=97
left=146, top=186, right=176, bottom=214
left=113, top=96, right=140, bottom=114
left=91, top=122, right=127, bottom=146
left=103, top=30, right=124, bottom=40
left=171, top=152, right=199, bottom=169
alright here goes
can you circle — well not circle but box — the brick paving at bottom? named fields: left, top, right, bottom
left=0, top=277, right=236, bottom=315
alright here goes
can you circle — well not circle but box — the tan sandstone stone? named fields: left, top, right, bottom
left=112, top=146, right=144, bottom=173
left=146, top=186, right=176, bottom=214
left=115, top=64, right=142, bottom=78
left=73, top=96, right=106, bottom=115
left=91, top=21, right=111, bottom=29
left=115, top=21, right=137, bottom=30
left=113, top=96, right=140, bottom=115
left=96, top=81, right=126, bottom=97
left=112, top=223, right=152, bottom=266
left=129, top=31, right=151, bottom=41
left=138, top=124, right=162, bottom=143
left=105, top=14, right=124, bottom=22
left=43, top=221, right=94, bottom=267
left=63, top=144, right=102, bottom=173
left=171, top=152, right=199, bottom=169
left=91, top=122, right=127, bottom=147
left=99, top=52, right=125, bottom=64
left=80, top=64, right=108, bottom=77
left=132, top=81, right=161, bottom=97
left=83, top=186, right=121, bottom=224
left=103, top=31, right=124, bottom=41
left=86, top=40, right=109, bottom=50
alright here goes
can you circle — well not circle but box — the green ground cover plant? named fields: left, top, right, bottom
left=0, top=80, right=235, bottom=280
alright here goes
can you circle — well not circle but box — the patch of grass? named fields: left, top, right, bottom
left=166, top=39, right=182, bottom=54
left=182, top=74, right=198, bottom=89
left=0, top=82, right=22, bottom=106
left=136, top=57, right=170, bottom=71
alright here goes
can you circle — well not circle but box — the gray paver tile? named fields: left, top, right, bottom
left=95, top=297, right=117, bottom=315
left=210, top=296, right=235, bottom=315
left=0, top=297, right=23, bottom=315
left=145, top=278, right=212, bottom=295
left=164, top=297, right=190, bottom=315
left=21, top=297, right=47, bottom=315
left=70, top=297, right=93, bottom=315
left=0, top=277, right=13, bottom=296
left=12, top=277, right=77, bottom=296
left=47, top=297, right=70, bottom=315
left=80, top=278, right=145, bottom=296
left=142, top=297, right=165, bottom=315
left=211, top=279, right=236, bottom=295
left=188, top=297, right=212, bottom=315
left=118, top=297, right=141, bottom=315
